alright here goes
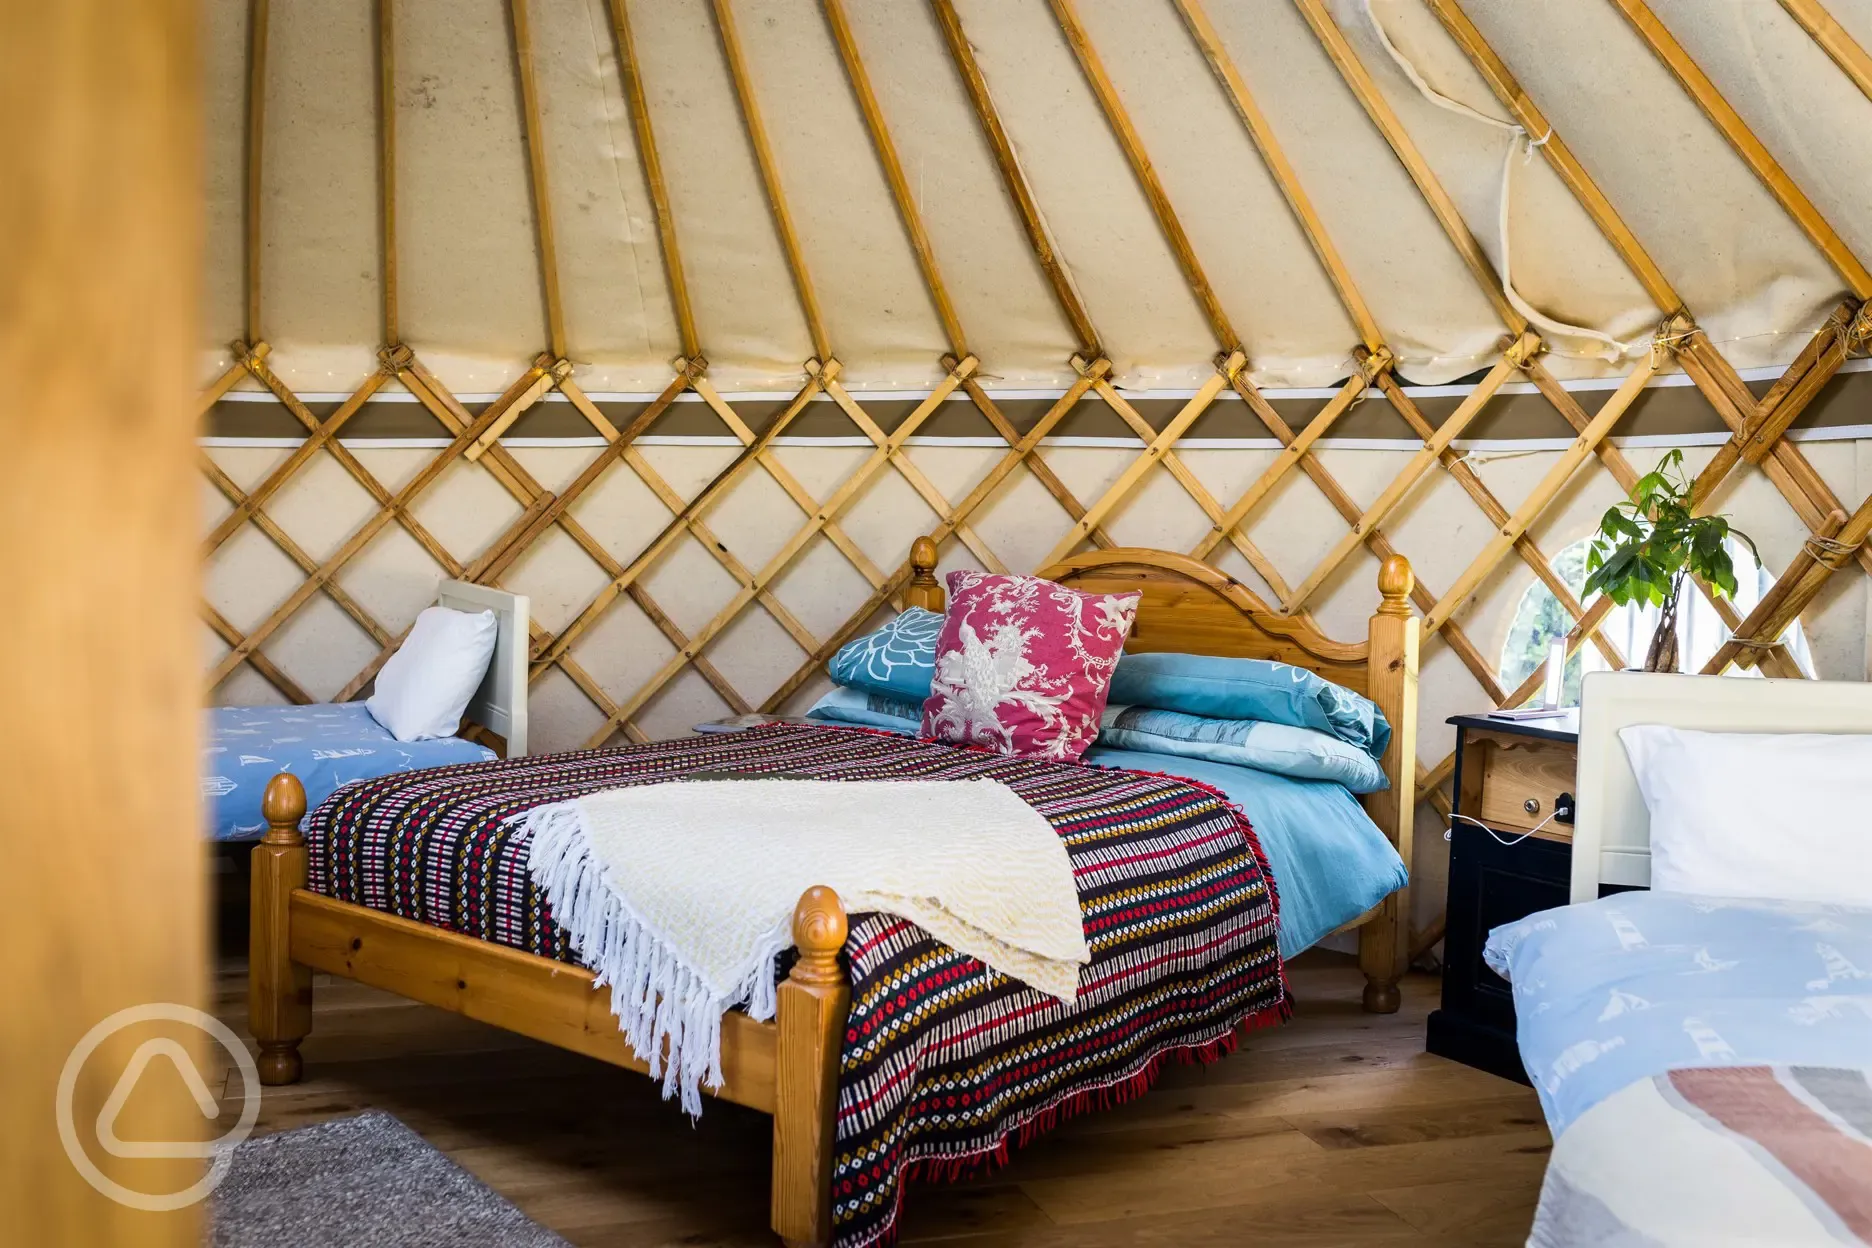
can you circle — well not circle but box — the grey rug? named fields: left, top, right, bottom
left=211, top=1111, right=570, bottom=1247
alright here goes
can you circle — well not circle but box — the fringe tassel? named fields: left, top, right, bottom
left=854, top=999, right=1294, bottom=1248
left=522, top=801, right=792, bottom=1116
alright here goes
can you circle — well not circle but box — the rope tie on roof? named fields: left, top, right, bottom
left=1361, top=0, right=1636, bottom=363
left=1805, top=533, right=1863, bottom=569
left=1649, top=314, right=1696, bottom=368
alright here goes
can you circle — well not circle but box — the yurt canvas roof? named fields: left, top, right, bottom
left=201, top=0, right=1872, bottom=396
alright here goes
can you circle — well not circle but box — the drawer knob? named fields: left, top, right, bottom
left=1523, top=797, right=1541, bottom=816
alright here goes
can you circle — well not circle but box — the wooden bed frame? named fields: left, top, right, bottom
left=250, top=543, right=1417, bottom=1245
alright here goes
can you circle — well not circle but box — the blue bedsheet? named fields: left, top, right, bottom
left=1082, top=746, right=1407, bottom=957
left=800, top=705, right=1406, bottom=956
left=204, top=704, right=495, bottom=841
left=1485, top=892, right=1872, bottom=1134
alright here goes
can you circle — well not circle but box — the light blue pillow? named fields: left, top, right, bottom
left=804, top=686, right=922, bottom=734
left=1098, top=705, right=1389, bottom=793
left=1105, top=652, right=1390, bottom=760
left=826, top=608, right=942, bottom=702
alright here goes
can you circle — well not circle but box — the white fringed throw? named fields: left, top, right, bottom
left=522, top=778, right=1089, bottom=1114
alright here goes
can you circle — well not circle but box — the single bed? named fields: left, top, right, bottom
left=249, top=546, right=1419, bottom=1247
left=1486, top=671, right=1872, bottom=1246
left=206, top=580, right=528, bottom=840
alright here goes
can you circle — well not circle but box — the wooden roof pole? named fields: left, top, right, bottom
left=822, top=0, right=967, bottom=358
left=824, top=1, right=1115, bottom=552
left=1290, top=0, right=1522, bottom=336
left=1047, top=0, right=1240, bottom=355
left=1778, top=0, right=1872, bottom=104
left=378, top=0, right=398, bottom=345
left=245, top=0, right=270, bottom=344
left=605, top=0, right=699, bottom=360
left=1423, top=0, right=1683, bottom=318
left=930, top=0, right=1100, bottom=357
left=1609, top=0, right=1872, bottom=299
left=1170, top=0, right=1383, bottom=353
left=711, top=0, right=831, bottom=363
left=1425, top=0, right=1870, bottom=576
left=507, top=0, right=567, bottom=359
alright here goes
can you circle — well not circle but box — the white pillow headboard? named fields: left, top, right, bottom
left=1573, top=670, right=1872, bottom=902
left=435, top=579, right=530, bottom=757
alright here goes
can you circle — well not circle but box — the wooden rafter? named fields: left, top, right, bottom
left=606, top=0, right=699, bottom=359
left=1609, top=0, right=1872, bottom=299
left=1171, top=0, right=1383, bottom=351
left=1291, top=0, right=1523, bottom=336
left=823, top=0, right=966, bottom=357
left=508, top=0, right=567, bottom=359
left=1424, top=0, right=1682, bottom=318
left=932, top=0, right=1099, bottom=356
left=712, top=0, right=830, bottom=362
left=1049, top=0, right=1239, bottom=354
left=378, top=0, right=398, bottom=344
left=1778, top=0, right=1872, bottom=104
left=245, top=0, right=270, bottom=344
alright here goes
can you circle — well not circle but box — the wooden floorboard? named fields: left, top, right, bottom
left=209, top=951, right=1547, bottom=1245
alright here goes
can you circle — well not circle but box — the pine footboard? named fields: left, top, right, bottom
left=249, top=771, right=849, bottom=1246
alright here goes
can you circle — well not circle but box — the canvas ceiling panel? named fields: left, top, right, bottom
left=630, top=0, right=812, bottom=388
left=953, top=0, right=1214, bottom=386
left=261, top=0, right=381, bottom=389
left=731, top=0, right=948, bottom=386
left=1200, top=0, right=1505, bottom=382
left=397, top=0, right=549, bottom=390
left=1646, top=0, right=1872, bottom=287
left=528, top=0, right=680, bottom=386
left=202, top=0, right=250, bottom=378
left=1459, top=0, right=1842, bottom=370
left=842, top=0, right=1081, bottom=381
left=1327, top=0, right=1660, bottom=374
left=1070, top=0, right=1360, bottom=384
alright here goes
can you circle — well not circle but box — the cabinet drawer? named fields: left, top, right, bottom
left=1469, top=733, right=1575, bottom=839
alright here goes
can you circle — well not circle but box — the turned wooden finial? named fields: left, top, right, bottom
left=904, top=536, right=944, bottom=613
left=261, top=772, right=306, bottom=847
left=1377, top=555, right=1413, bottom=616
left=911, top=536, right=938, bottom=581
left=789, top=886, right=848, bottom=987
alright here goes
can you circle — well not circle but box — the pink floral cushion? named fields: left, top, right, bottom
left=920, top=572, right=1140, bottom=763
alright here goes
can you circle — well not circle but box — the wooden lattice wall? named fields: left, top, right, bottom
left=206, top=0, right=1872, bottom=945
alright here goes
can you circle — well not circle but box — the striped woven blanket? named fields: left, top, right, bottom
left=305, top=723, right=1287, bottom=1247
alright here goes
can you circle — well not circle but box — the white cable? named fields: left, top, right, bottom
left=1495, top=136, right=1635, bottom=362
left=1443, top=808, right=1562, bottom=847
left=1361, top=0, right=1638, bottom=362
left=1362, top=0, right=1519, bottom=131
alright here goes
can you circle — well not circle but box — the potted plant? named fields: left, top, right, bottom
left=1582, top=449, right=1756, bottom=673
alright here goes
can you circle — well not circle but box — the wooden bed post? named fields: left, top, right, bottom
left=772, top=885, right=850, bottom=1247
left=1359, top=556, right=1420, bottom=1013
left=902, top=535, right=945, bottom=612
left=251, top=772, right=313, bottom=1084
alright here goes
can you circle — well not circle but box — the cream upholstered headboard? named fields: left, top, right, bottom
left=435, top=579, right=530, bottom=757
left=1573, top=671, right=1872, bottom=902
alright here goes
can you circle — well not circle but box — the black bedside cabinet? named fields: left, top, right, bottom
left=1425, top=712, right=1579, bottom=1085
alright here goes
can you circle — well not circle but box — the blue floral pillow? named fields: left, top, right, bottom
left=826, top=607, right=943, bottom=702
left=1105, top=653, right=1391, bottom=759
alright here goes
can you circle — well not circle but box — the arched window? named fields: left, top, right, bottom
left=1498, top=536, right=1814, bottom=706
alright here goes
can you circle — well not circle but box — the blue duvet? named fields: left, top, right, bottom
left=1485, top=892, right=1872, bottom=1134
left=204, top=704, right=494, bottom=841
left=801, top=704, right=1406, bottom=957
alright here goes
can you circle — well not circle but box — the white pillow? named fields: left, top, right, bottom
left=367, top=606, right=499, bottom=742
left=1618, top=724, right=1872, bottom=906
